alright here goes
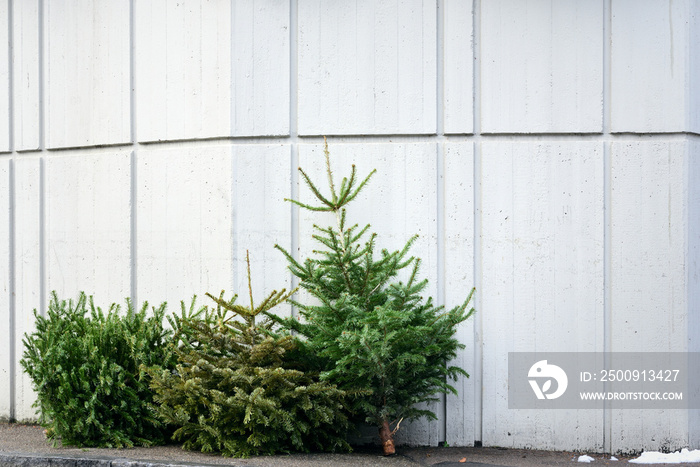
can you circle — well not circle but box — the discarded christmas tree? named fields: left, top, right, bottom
left=146, top=252, right=351, bottom=457
left=272, top=140, right=475, bottom=455
left=21, top=292, right=174, bottom=448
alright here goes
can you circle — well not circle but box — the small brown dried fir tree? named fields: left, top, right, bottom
left=146, top=252, right=351, bottom=457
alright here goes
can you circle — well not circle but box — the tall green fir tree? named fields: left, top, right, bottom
left=272, top=139, right=475, bottom=455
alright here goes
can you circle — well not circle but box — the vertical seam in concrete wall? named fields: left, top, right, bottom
left=8, top=0, right=14, bottom=153
left=130, top=148, right=138, bottom=307
left=684, top=0, right=690, bottom=133
left=230, top=3, right=236, bottom=142
left=129, top=0, right=136, bottom=145
left=8, top=160, right=15, bottom=422
left=38, top=0, right=46, bottom=317
left=436, top=0, right=447, bottom=444
left=38, top=0, right=45, bottom=151
left=289, top=0, right=299, bottom=318
left=231, top=149, right=237, bottom=292
left=39, top=156, right=45, bottom=314
left=129, top=0, right=138, bottom=306
left=472, top=0, right=483, bottom=446
left=7, top=0, right=16, bottom=421
left=38, top=0, right=45, bottom=153
left=602, top=0, right=613, bottom=454
left=229, top=3, right=237, bottom=294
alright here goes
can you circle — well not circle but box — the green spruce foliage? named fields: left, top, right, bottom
left=21, top=292, right=174, bottom=448
left=272, top=140, right=475, bottom=454
left=146, top=252, right=351, bottom=458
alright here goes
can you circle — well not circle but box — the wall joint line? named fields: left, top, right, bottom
left=7, top=0, right=16, bottom=421
left=129, top=0, right=138, bottom=307
left=289, top=0, right=299, bottom=319
left=602, top=0, right=613, bottom=454
left=436, top=0, right=447, bottom=444
left=38, top=0, right=47, bottom=320
left=472, top=0, right=483, bottom=447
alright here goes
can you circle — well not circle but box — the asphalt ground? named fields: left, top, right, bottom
left=1, top=423, right=696, bottom=466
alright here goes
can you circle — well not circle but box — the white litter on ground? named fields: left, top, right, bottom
left=629, top=449, right=700, bottom=464
left=610, top=456, right=618, bottom=461
left=577, top=454, right=595, bottom=463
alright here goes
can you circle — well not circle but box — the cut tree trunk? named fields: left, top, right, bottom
left=378, top=419, right=395, bottom=456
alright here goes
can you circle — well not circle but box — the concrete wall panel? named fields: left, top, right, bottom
left=443, top=143, right=476, bottom=446
left=298, top=0, right=437, bottom=135
left=611, top=0, right=691, bottom=133
left=136, top=0, right=289, bottom=141
left=231, top=144, right=292, bottom=318
left=46, top=1, right=130, bottom=148
left=136, top=145, right=233, bottom=309
left=481, top=0, right=603, bottom=134
left=690, top=2, right=700, bottom=135
left=689, top=140, right=700, bottom=447
left=231, top=1, right=290, bottom=137
left=11, top=0, right=40, bottom=151
left=135, top=0, right=232, bottom=142
left=610, top=142, right=688, bottom=353
left=45, top=151, right=131, bottom=305
left=12, top=157, right=42, bottom=422
left=443, top=0, right=474, bottom=134
left=0, top=0, right=9, bottom=152
left=608, top=141, right=692, bottom=453
left=0, top=160, right=10, bottom=420
left=480, top=141, right=605, bottom=450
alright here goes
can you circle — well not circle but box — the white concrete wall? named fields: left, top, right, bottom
left=0, top=0, right=698, bottom=454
